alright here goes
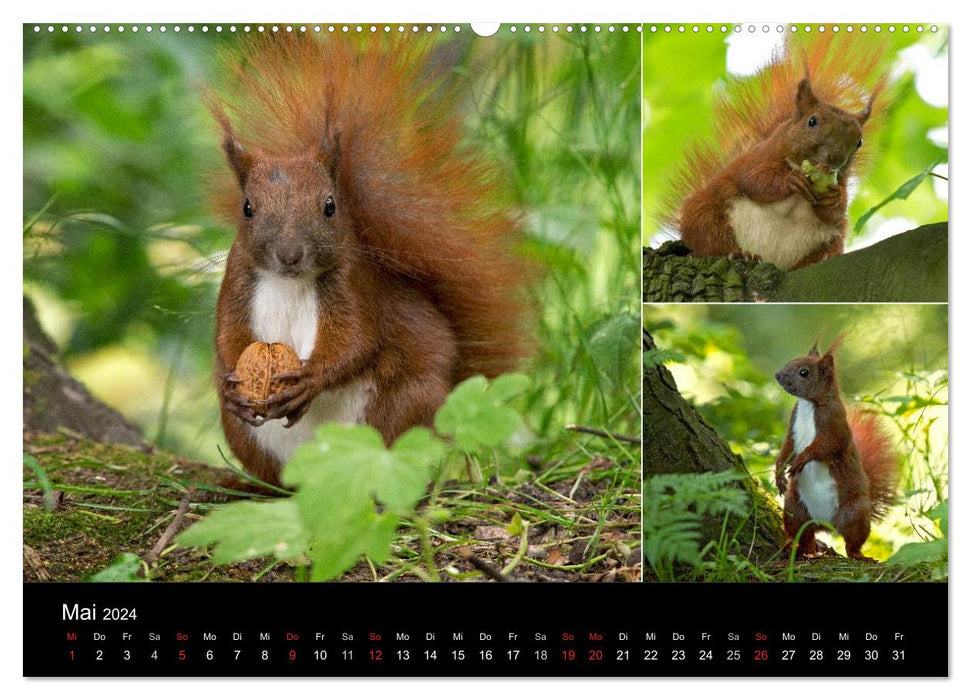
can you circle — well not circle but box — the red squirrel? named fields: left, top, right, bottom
left=209, top=36, right=530, bottom=486
left=673, top=36, right=885, bottom=270
left=774, top=340, right=898, bottom=561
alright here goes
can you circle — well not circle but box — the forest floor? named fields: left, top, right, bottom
left=23, top=431, right=641, bottom=584
left=642, top=545, right=943, bottom=583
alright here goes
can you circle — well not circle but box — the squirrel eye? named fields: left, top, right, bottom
left=857, top=138, right=863, bottom=148
left=808, top=116, right=818, bottom=128
left=798, top=368, right=810, bottom=378
left=324, top=196, right=336, bottom=218
left=243, top=199, right=253, bottom=218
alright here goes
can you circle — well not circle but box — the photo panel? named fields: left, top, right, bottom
left=23, top=19, right=642, bottom=627
left=642, top=24, right=948, bottom=303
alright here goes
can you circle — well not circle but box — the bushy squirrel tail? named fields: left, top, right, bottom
left=848, top=408, right=900, bottom=521
left=209, top=34, right=533, bottom=381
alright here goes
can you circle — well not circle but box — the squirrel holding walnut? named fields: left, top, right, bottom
left=774, top=339, right=899, bottom=561
left=210, top=36, right=530, bottom=486
left=672, top=36, right=886, bottom=270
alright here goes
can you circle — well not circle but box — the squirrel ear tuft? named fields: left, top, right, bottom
left=808, top=336, right=821, bottom=357
left=210, top=105, right=253, bottom=189
left=858, top=96, right=874, bottom=124
left=222, top=134, right=253, bottom=189
left=795, top=78, right=818, bottom=117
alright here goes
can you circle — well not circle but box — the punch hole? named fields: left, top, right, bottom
left=471, top=23, right=500, bottom=37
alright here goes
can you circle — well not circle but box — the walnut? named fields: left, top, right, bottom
left=234, top=342, right=302, bottom=412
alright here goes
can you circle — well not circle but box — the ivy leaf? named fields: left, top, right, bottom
left=887, top=538, right=947, bottom=567
left=927, top=500, right=948, bottom=538
left=88, top=552, right=145, bottom=582
left=282, top=424, right=446, bottom=581
left=177, top=499, right=308, bottom=565
left=434, top=374, right=529, bottom=452
left=587, top=312, right=640, bottom=388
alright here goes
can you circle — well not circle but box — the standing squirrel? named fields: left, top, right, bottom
left=672, top=35, right=886, bottom=270
left=774, top=340, right=898, bottom=561
left=209, top=36, right=530, bottom=486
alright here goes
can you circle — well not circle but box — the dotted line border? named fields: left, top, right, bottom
left=30, top=24, right=940, bottom=36
left=30, top=24, right=641, bottom=35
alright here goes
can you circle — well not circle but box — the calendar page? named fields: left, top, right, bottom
left=21, top=21, right=947, bottom=678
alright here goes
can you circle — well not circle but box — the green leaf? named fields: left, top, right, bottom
left=506, top=512, right=526, bottom=537
left=24, top=454, right=56, bottom=512
left=434, top=374, right=529, bottom=452
left=88, top=552, right=145, bottom=582
left=887, top=538, right=948, bottom=567
left=282, top=423, right=446, bottom=581
left=177, top=499, right=308, bottom=565
left=854, top=157, right=945, bottom=233
left=643, top=346, right=684, bottom=369
left=928, top=500, right=948, bottom=538
left=587, top=312, right=640, bottom=388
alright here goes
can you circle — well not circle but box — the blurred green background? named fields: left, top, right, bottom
left=642, top=25, right=949, bottom=249
left=23, top=26, right=641, bottom=466
left=646, top=304, right=948, bottom=560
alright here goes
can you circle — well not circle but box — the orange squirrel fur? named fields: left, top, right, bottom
left=774, top=339, right=899, bottom=560
left=209, top=35, right=531, bottom=485
left=670, top=34, right=887, bottom=271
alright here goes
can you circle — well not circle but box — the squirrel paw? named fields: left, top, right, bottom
left=728, top=250, right=763, bottom=263
left=787, top=168, right=819, bottom=204
left=219, top=371, right=266, bottom=427
left=256, top=372, right=318, bottom=428
left=774, top=470, right=788, bottom=496
left=846, top=551, right=877, bottom=564
left=815, top=184, right=844, bottom=209
left=787, top=462, right=806, bottom=479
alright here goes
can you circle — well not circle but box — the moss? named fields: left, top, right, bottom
left=23, top=432, right=259, bottom=582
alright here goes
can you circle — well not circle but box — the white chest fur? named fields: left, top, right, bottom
left=247, top=271, right=374, bottom=465
left=728, top=194, right=840, bottom=270
left=250, top=272, right=320, bottom=360
left=792, top=399, right=839, bottom=522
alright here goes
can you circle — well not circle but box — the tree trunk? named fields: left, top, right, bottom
left=643, top=329, right=787, bottom=570
left=643, top=222, right=947, bottom=303
left=23, top=296, right=146, bottom=447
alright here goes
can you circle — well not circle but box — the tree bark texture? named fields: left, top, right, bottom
left=643, top=222, right=947, bottom=303
left=643, top=329, right=787, bottom=560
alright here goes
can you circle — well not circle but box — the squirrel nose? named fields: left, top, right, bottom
left=275, top=244, right=305, bottom=267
